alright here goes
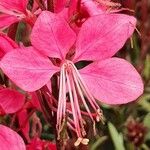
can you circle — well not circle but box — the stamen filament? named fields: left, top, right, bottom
left=72, top=68, right=95, bottom=122
left=71, top=62, right=100, bottom=110
left=57, top=65, right=66, bottom=136
left=57, top=60, right=103, bottom=144
left=66, top=69, right=82, bottom=137
left=70, top=72, right=86, bottom=136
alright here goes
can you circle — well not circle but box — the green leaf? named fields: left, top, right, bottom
left=143, top=55, right=150, bottom=80
left=143, top=113, right=150, bottom=140
left=91, top=136, right=108, bottom=150
left=108, top=122, right=125, bottom=150
left=138, top=94, right=150, bottom=112
left=143, top=113, right=150, bottom=128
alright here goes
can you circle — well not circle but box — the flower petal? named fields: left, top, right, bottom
left=31, top=11, right=76, bottom=59
left=0, top=125, right=26, bottom=150
left=80, top=58, right=143, bottom=104
left=74, top=14, right=136, bottom=62
left=26, top=137, right=57, bottom=150
left=29, top=92, right=41, bottom=110
left=0, top=14, right=19, bottom=30
left=0, top=33, right=18, bottom=58
left=0, top=89, right=25, bottom=114
left=81, top=0, right=103, bottom=16
left=0, top=47, right=58, bottom=92
left=0, top=0, right=28, bottom=12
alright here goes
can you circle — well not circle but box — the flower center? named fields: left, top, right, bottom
left=56, top=60, right=103, bottom=146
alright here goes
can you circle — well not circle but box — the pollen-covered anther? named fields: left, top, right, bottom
left=74, top=137, right=89, bottom=147
left=96, top=109, right=103, bottom=122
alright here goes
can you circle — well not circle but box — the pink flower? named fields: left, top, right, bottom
left=0, top=33, right=18, bottom=58
left=26, top=137, right=56, bottom=150
left=0, top=88, right=25, bottom=115
left=0, top=11, right=143, bottom=145
left=0, top=125, right=26, bottom=150
left=0, top=0, right=37, bottom=29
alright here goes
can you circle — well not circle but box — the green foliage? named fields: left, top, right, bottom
left=108, top=122, right=125, bottom=150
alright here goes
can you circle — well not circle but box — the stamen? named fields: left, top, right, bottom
left=70, top=71, right=87, bottom=136
left=57, top=64, right=67, bottom=139
left=57, top=60, right=104, bottom=145
left=66, top=69, right=82, bottom=137
left=57, top=67, right=63, bottom=128
left=56, top=66, right=63, bottom=139
left=62, top=64, right=67, bottom=118
left=74, top=137, right=89, bottom=147
left=67, top=122, right=76, bottom=131
left=81, top=138, right=90, bottom=145
left=129, top=22, right=141, bottom=36
left=71, top=62, right=102, bottom=112
left=74, top=137, right=83, bottom=147
left=72, top=69, right=95, bottom=122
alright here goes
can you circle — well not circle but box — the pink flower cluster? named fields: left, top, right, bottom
left=0, top=0, right=143, bottom=149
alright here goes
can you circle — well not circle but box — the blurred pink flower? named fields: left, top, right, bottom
left=0, top=125, right=26, bottom=150
left=0, top=33, right=18, bottom=58
left=0, top=11, right=143, bottom=145
left=0, top=88, right=25, bottom=115
left=0, top=0, right=37, bottom=29
left=26, top=137, right=56, bottom=150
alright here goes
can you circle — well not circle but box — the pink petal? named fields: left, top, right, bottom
left=0, top=125, right=26, bottom=150
left=0, top=89, right=25, bottom=114
left=81, top=0, right=103, bottom=16
left=0, top=0, right=28, bottom=13
left=0, top=33, right=18, bottom=58
left=80, top=58, right=143, bottom=104
left=26, top=138, right=44, bottom=150
left=55, top=0, right=77, bottom=18
left=74, top=14, right=136, bottom=62
left=0, top=47, right=58, bottom=92
left=26, top=138, right=57, bottom=150
left=0, top=14, right=19, bottom=30
left=68, top=0, right=78, bottom=17
left=29, top=92, right=41, bottom=111
left=31, top=11, right=76, bottom=59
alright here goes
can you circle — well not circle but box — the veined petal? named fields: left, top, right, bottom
left=0, top=33, right=18, bottom=58
left=0, top=47, right=58, bottom=92
left=0, top=89, right=25, bottom=114
left=31, top=11, right=76, bottom=59
left=0, top=125, right=26, bottom=150
left=0, top=14, right=19, bottom=30
left=0, top=0, right=28, bottom=13
left=74, top=14, right=136, bottom=62
left=80, top=58, right=143, bottom=104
